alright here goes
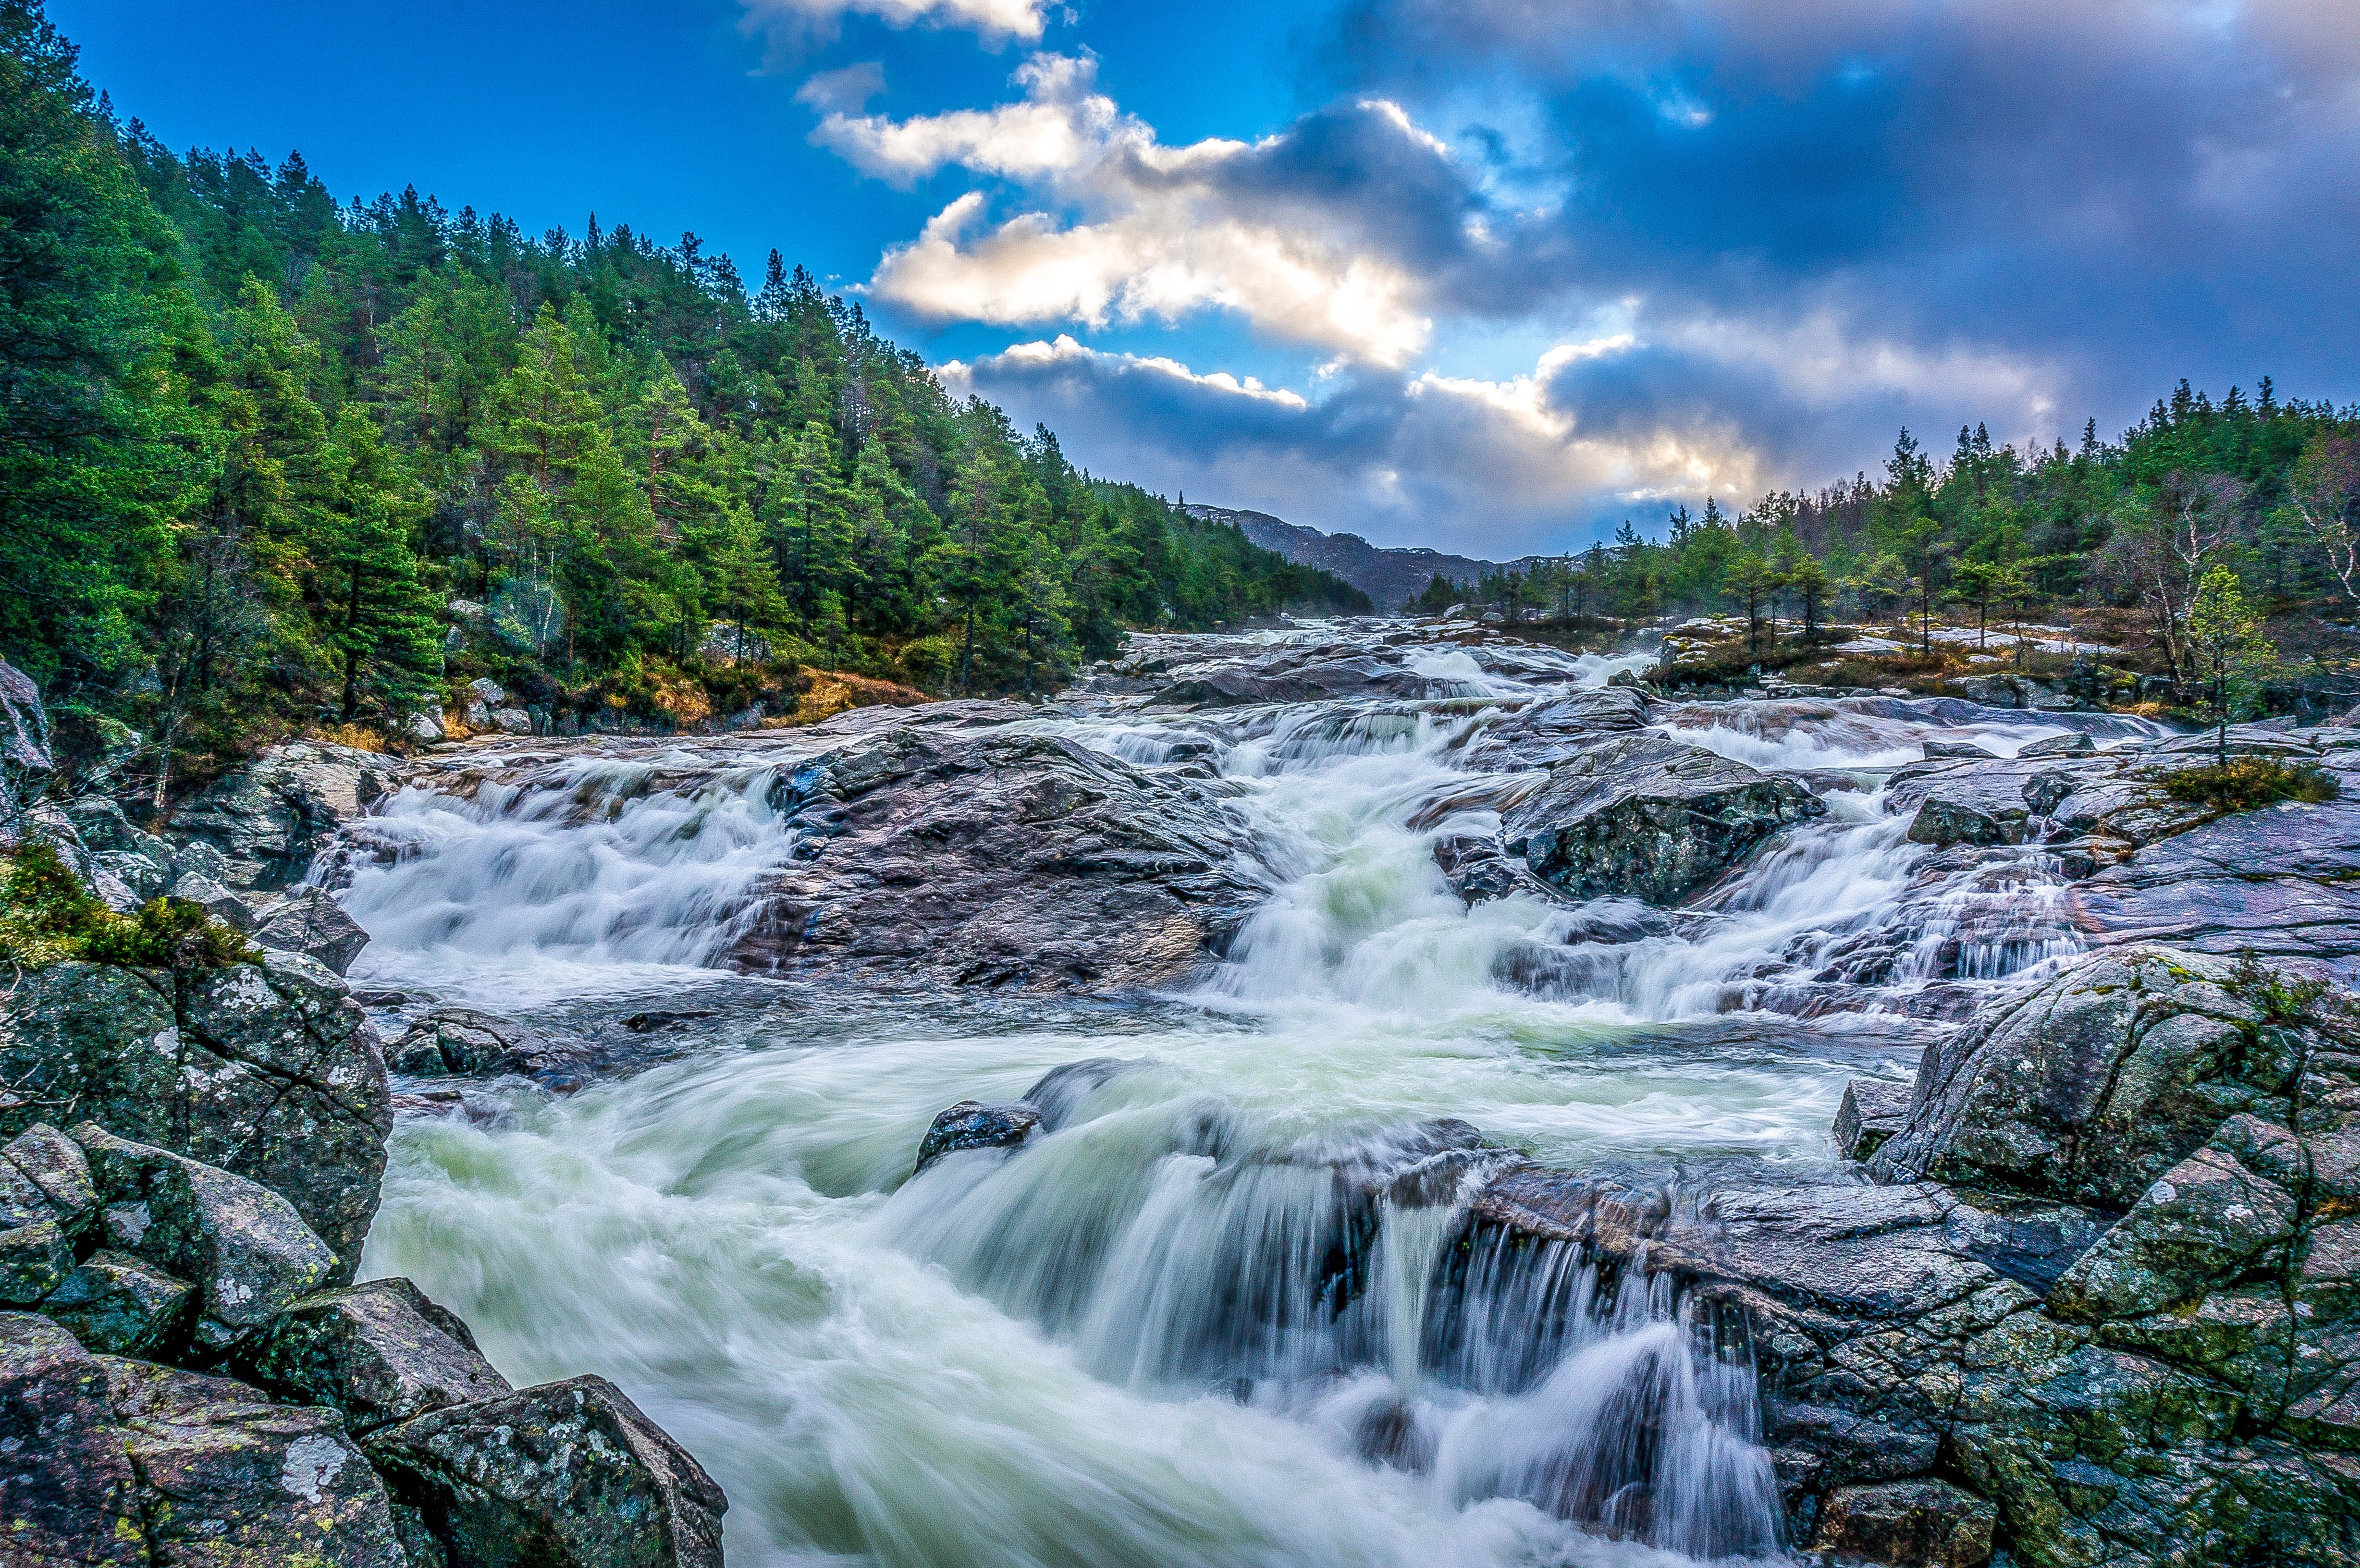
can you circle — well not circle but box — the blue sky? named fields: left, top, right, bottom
left=54, top=0, right=2360, bottom=557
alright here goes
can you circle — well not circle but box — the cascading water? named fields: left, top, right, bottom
left=348, top=625, right=2169, bottom=1567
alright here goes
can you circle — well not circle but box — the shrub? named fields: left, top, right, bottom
left=2159, top=757, right=2341, bottom=813
left=0, top=843, right=255, bottom=971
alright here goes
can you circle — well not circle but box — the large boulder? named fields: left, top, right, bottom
left=725, top=724, right=1272, bottom=991
left=252, top=885, right=370, bottom=975
left=1869, top=946, right=2306, bottom=1211
left=1500, top=733, right=1824, bottom=905
left=0, top=951, right=392, bottom=1267
left=76, top=1125, right=338, bottom=1351
left=0, top=1312, right=148, bottom=1566
left=168, top=739, right=392, bottom=892
left=240, top=1277, right=511, bottom=1432
left=363, top=1374, right=727, bottom=1568
left=101, top=1354, right=406, bottom=1567
left=40, top=1250, right=196, bottom=1355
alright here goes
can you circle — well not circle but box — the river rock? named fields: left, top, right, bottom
left=241, top=1277, right=510, bottom=1433
left=1145, top=668, right=1324, bottom=708
left=1836, top=1079, right=1914, bottom=1159
left=1500, top=733, right=1824, bottom=905
left=728, top=725, right=1271, bottom=991
left=1923, top=739, right=2001, bottom=760
left=252, top=885, right=370, bottom=974
left=915, top=1099, right=1043, bottom=1172
left=40, top=1250, right=196, bottom=1355
left=363, top=1374, right=727, bottom=1568
left=75, top=1125, right=338, bottom=1350
left=169, top=739, right=392, bottom=892
left=2017, top=732, right=2096, bottom=759
left=0, top=952, right=392, bottom=1267
left=1906, top=794, right=2029, bottom=848
left=0, top=1312, right=148, bottom=1566
left=101, top=1354, right=406, bottom=1568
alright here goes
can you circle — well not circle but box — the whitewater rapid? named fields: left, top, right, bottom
left=345, top=627, right=2161, bottom=1567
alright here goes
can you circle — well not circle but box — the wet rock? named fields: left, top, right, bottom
left=1924, top=739, right=2001, bottom=760
left=240, top=1277, right=510, bottom=1433
left=1836, top=1079, right=1914, bottom=1160
left=1500, top=733, right=1824, bottom=905
left=252, top=885, right=370, bottom=975
left=75, top=1125, right=337, bottom=1351
left=168, top=739, right=392, bottom=892
left=1432, top=833, right=1552, bottom=906
left=1906, top=795, right=2028, bottom=848
left=915, top=1100, right=1042, bottom=1172
left=1449, top=686, right=1655, bottom=769
left=0, top=660, right=55, bottom=848
left=0, top=1312, right=147, bottom=1567
left=2017, top=732, right=2097, bottom=759
left=1810, top=1478, right=1996, bottom=1568
left=100, top=1354, right=405, bottom=1568
left=1145, top=669, right=1325, bottom=708
left=40, top=1250, right=196, bottom=1355
left=729, top=724, right=1271, bottom=992
left=1870, top=946, right=2300, bottom=1211
left=363, top=1374, right=726, bottom=1568
left=385, top=1006, right=579, bottom=1080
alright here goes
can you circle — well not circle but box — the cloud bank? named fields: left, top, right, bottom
left=817, top=0, right=2360, bottom=552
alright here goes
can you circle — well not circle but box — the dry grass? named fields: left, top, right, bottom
left=311, top=722, right=388, bottom=753
left=763, top=670, right=933, bottom=728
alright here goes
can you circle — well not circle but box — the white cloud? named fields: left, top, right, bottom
left=740, top=0, right=1046, bottom=49
left=813, top=54, right=1452, bottom=367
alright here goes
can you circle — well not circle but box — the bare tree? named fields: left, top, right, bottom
left=2289, top=437, right=2360, bottom=606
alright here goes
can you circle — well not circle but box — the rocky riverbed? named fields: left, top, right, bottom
left=4, top=619, right=2359, bottom=1567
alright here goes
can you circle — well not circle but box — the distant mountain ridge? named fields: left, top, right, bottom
left=1180, top=505, right=1540, bottom=611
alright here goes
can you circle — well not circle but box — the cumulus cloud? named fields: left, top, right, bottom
left=812, top=54, right=1467, bottom=366
left=813, top=0, right=2357, bottom=553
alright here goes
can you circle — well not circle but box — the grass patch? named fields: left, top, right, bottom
left=2159, top=757, right=2341, bottom=813
left=0, top=842, right=255, bottom=971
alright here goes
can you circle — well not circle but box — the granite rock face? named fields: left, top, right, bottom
left=169, top=739, right=392, bottom=892
left=1500, top=732, right=1825, bottom=905
left=0, top=1312, right=148, bottom=1567
left=240, top=1277, right=511, bottom=1432
left=0, top=951, right=392, bottom=1268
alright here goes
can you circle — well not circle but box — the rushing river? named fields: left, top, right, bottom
left=343, top=624, right=2160, bottom=1568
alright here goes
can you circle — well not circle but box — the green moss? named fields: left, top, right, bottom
left=0, top=843, right=255, bottom=972
left=2158, top=758, right=2340, bottom=813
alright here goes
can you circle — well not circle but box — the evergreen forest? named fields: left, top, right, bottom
left=0, top=1, right=1366, bottom=793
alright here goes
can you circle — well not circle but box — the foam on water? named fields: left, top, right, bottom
left=349, top=630, right=2147, bottom=1566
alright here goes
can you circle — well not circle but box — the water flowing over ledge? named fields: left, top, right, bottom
left=337, top=619, right=2301, bottom=1568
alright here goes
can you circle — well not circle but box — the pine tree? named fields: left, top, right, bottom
left=314, top=409, right=441, bottom=721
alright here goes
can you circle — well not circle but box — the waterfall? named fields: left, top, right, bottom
left=346, top=627, right=2178, bottom=1567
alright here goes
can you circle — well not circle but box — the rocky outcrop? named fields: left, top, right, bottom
left=252, top=884, right=371, bottom=974
left=728, top=725, right=1271, bottom=990
left=0, top=951, right=392, bottom=1267
left=169, top=739, right=393, bottom=892
left=1500, top=733, right=1825, bottom=905
left=0, top=1121, right=726, bottom=1568
left=1455, top=946, right=2360, bottom=1567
